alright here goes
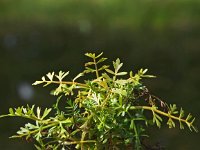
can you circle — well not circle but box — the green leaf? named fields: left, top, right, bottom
left=113, top=58, right=123, bottom=73
left=102, top=138, right=108, bottom=144
left=142, top=69, right=148, bottom=74
left=32, top=81, right=43, bottom=85
left=70, top=129, right=81, bottom=136
left=179, top=121, right=184, bottom=130
left=115, top=79, right=128, bottom=85
left=25, top=123, right=38, bottom=130
left=116, top=72, right=127, bottom=76
left=17, top=127, right=29, bottom=135
left=85, top=62, right=95, bottom=66
left=153, top=113, right=162, bottom=128
left=130, top=119, right=134, bottom=129
left=34, top=144, right=42, bottom=150
left=46, top=72, right=55, bottom=81
left=102, top=73, right=111, bottom=81
left=96, top=52, right=103, bottom=58
left=55, top=71, right=69, bottom=81
left=15, top=107, right=23, bottom=115
left=41, top=108, right=52, bottom=119
left=35, top=132, right=42, bottom=142
left=42, top=76, right=45, bottom=81
left=155, top=118, right=161, bottom=128
left=22, top=108, right=27, bottom=114
left=186, top=113, right=192, bottom=121
left=168, top=104, right=179, bottom=114
left=37, top=107, right=41, bottom=119
left=97, top=57, right=107, bottom=64
left=191, top=124, right=198, bottom=132
left=73, top=73, right=84, bottom=82
left=167, top=118, right=175, bottom=128
left=156, top=114, right=162, bottom=122
left=179, top=108, right=184, bottom=118
left=105, top=69, right=115, bottom=75
left=142, top=75, right=156, bottom=78
left=75, top=144, right=80, bottom=149
left=85, top=67, right=96, bottom=72
left=85, top=53, right=95, bottom=58
left=119, top=95, right=122, bottom=106
left=129, top=71, right=133, bottom=77
left=191, top=117, right=196, bottom=124
left=43, top=82, right=51, bottom=87
left=98, top=65, right=109, bottom=71
left=9, top=108, right=14, bottom=115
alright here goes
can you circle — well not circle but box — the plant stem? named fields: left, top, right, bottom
left=36, top=80, right=87, bottom=87
left=130, top=106, right=190, bottom=125
left=132, top=120, right=141, bottom=150
left=93, top=58, right=99, bottom=78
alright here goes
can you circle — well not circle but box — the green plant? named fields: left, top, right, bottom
left=0, top=52, right=198, bottom=150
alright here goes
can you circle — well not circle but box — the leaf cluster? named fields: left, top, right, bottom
left=0, top=52, right=198, bottom=150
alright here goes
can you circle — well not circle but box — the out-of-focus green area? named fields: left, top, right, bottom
left=0, top=0, right=199, bottom=149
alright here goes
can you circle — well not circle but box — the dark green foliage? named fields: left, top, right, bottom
left=0, top=52, right=198, bottom=150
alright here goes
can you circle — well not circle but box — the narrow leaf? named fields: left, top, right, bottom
left=41, top=108, right=52, bottom=119
left=130, top=120, right=134, bottom=129
left=97, top=57, right=107, bottom=64
left=98, top=65, right=109, bottom=71
left=37, top=107, right=41, bottom=119
left=42, top=76, right=45, bottom=81
left=186, top=113, right=192, bottom=121
left=46, top=72, right=54, bottom=81
left=34, top=144, right=42, bottom=150
left=179, top=121, right=184, bottom=129
left=116, top=72, right=127, bottom=76
left=143, top=69, right=148, bottom=74
left=32, top=81, right=43, bottom=85
left=96, top=52, right=103, bottom=58
left=73, top=73, right=84, bottom=82
left=85, top=62, right=95, bottom=66
left=105, top=69, right=115, bottom=75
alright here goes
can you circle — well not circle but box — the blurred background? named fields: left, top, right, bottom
left=0, top=0, right=199, bottom=149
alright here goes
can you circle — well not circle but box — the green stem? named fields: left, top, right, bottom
left=35, top=80, right=87, bottom=87
left=64, top=140, right=96, bottom=145
left=130, top=106, right=191, bottom=126
left=0, top=114, right=41, bottom=121
left=10, top=122, right=59, bottom=139
left=132, top=120, right=141, bottom=150
left=93, top=58, right=99, bottom=78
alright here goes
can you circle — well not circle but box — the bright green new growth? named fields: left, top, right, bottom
left=0, top=52, right=198, bottom=150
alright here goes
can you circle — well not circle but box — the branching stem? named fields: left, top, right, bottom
left=130, top=106, right=191, bottom=125
left=36, top=80, right=87, bottom=87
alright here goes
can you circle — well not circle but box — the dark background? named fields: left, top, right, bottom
left=0, top=0, right=199, bottom=149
